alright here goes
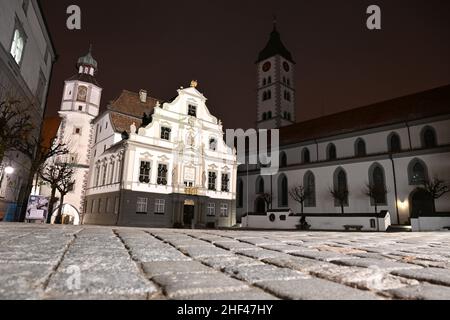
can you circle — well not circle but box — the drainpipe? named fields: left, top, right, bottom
left=389, top=153, right=400, bottom=224
left=405, top=122, right=412, bottom=151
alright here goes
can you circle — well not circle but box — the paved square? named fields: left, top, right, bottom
left=0, top=223, right=449, bottom=300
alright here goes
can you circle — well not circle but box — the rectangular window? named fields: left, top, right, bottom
left=208, top=172, right=217, bottom=191
left=101, top=164, right=107, bottom=186
left=95, top=166, right=100, bottom=187
left=106, top=198, right=111, bottom=213
left=109, top=162, right=115, bottom=184
left=22, top=0, right=30, bottom=14
left=92, top=199, right=97, bottom=213
left=10, top=25, right=26, bottom=65
left=157, top=164, right=168, bottom=185
left=155, top=199, right=165, bottom=215
left=160, top=127, right=171, bottom=141
left=139, top=161, right=151, bottom=183
left=188, top=105, right=197, bottom=117
left=74, top=127, right=81, bottom=135
left=98, top=199, right=103, bottom=213
left=114, top=197, right=120, bottom=215
left=36, top=70, right=46, bottom=105
left=207, top=203, right=215, bottom=217
left=220, top=204, right=229, bottom=217
left=221, top=173, right=229, bottom=192
left=136, top=197, right=148, bottom=214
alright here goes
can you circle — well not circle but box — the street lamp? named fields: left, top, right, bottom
left=4, top=166, right=14, bottom=175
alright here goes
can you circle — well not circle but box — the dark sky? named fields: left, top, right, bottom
left=40, top=0, right=450, bottom=129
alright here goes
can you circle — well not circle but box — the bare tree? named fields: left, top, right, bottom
left=261, top=193, right=272, bottom=212
left=289, top=185, right=310, bottom=214
left=16, top=138, right=69, bottom=222
left=420, top=178, right=449, bottom=214
left=330, top=187, right=349, bottom=214
left=0, top=98, right=33, bottom=164
left=363, top=183, right=388, bottom=214
left=53, top=162, right=75, bottom=224
left=39, top=160, right=65, bottom=223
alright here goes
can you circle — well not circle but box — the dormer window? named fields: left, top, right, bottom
left=188, top=105, right=197, bottom=117
left=160, top=127, right=171, bottom=141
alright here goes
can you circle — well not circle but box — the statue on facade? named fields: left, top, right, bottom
left=130, top=122, right=137, bottom=134
left=202, top=171, right=207, bottom=188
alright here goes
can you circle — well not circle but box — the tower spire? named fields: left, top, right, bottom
left=272, top=14, right=277, bottom=31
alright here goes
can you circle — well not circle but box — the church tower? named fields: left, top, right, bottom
left=256, top=20, right=295, bottom=129
left=56, top=47, right=102, bottom=216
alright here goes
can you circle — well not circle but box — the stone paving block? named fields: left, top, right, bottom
left=262, top=256, right=334, bottom=273
left=128, top=247, right=191, bottom=262
left=310, top=265, right=419, bottom=291
left=391, top=268, right=450, bottom=286
left=224, top=264, right=310, bottom=284
left=178, top=245, right=234, bottom=259
left=166, top=239, right=211, bottom=248
left=198, top=256, right=264, bottom=270
left=292, top=250, right=359, bottom=262
left=239, top=238, right=282, bottom=246
left=183, top=288, right=279, bottom=300
left=236, top=249, right=291, bottom=260
left=214, top=241, right=258, bottom=251
left=334, top=258, right=424, bottom=271
left=387, top=284, right=450, bottom=300
left=0, top=262, right=52, bottom=300
left=255, top=278, right=382, bottom=300
left=142, top=260, right=215, bottom=277
left=152, top=272, right=249, bottom=298
left=46, top=268, right=159, bottom=297
left=259, top=244, right=308, bottom=253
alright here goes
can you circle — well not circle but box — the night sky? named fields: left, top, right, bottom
left=40, top=0, right=450, bottom=129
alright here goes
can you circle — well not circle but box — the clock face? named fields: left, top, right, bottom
left=262, top=62, right=271, bottom=72
left=283, top=62, right=290, bottom=72
left=77, top=86, right=87, bottom=102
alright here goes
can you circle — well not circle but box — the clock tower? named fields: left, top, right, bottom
left=256, top=20, right=295, bottom=129
left=55, top=46, right=102, bottom=216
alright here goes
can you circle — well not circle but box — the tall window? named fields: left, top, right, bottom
left=10, top=27, right=26, bottom=65
left=267, top=111, right=272, bottom=119
left=327, top=144, right=337, bottom=161
left=102, top=164, right=107, bottom=186
left=280, top=152, right=287, bottom=168
left=160, top=127, right=171, bottom=141
left=157, top=164, right=168, bottom=185
left=136, top=197, right=148, bottom=214
left=388, top=133, right=401, bottom=153
left=422, top=127, right=437, bottom=149
left=139, top=161, right=151, bottom=183
left=369, top=164, right=387, bottom=205
left=188, top=105, right=197, bottom=117
left=155, top=199, right=165, bottom=214
left=36, top=71, right=46, bottom=105
left=95, top=165, right=100, bottom=187
left=278, top=174, right=288, bottom=207
left=221, top=173, right=230, bottom=192
left=302, top=148, right=310, bottom=164
left=220, top=204, right=229, bottom=217
left=334, top=168, right=349, bottom=206
left=355, top=139, right=367, bottom=157
left=208, top=172, right=217, bottom=191
left=109, top=161, right=115, bottom=184
left=256, top=176, right=264, bottom=194
left=304, top=171, right=316, bottom=207
left=207, top=203, right=216, bottom=216
left=408, top=159, right=428, bottom=185
left=209, top=138, right=217, bottom=151
left=237, top=179, right=244, bottom=208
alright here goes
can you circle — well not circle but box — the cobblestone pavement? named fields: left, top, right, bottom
left=1, top=223, right=450, bottom=300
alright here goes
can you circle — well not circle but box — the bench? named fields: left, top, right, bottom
left=343, top=225, right=363, bottom=231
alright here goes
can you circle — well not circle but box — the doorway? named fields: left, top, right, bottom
left=183, top=204, right=195, bottom=226
left=255, top=197, right=266, bottom=213
left=410, top=189, right=434, bottom=219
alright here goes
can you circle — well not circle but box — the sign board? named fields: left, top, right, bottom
left=26, top=195, right=49, bottom=221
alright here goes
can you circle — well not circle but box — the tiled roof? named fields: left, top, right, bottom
left=280, top=84, right=450, bottom=146
left=109, top=112, right=142, bottom=134
left=41, top=116, right=61, bottom=149
left=107, top=90, right=159, bottom=118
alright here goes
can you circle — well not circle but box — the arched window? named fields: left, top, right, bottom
left=267, top=90, right=272, bottom=100
left=262, top=113, right=267, bottom=121
left=268, top=111, right=272, bottom=119
left=268, top=77, right=272, bottom=84
left=369, top=164, right=387, bottom=205
left=302, top=148, right=311, bottom=164
left=278, top=174, right=288, bottom=207
left=237, top=179, right=244, bottom=208
left=262, top=92, right=267, bottom=101
left=327, top=143, right=337, bottom=160
left=355, top=138, right=367, bottom=157
left=263, top=78, right=267, bottom=86
left=388, top=133, right=401, bottom=153
left=333, top=168, right=349, bottom=206
left=304, top=171, right=316, bottom=207
left=256, top=176, right=265, bottom=194
left=422, top=126, right=437, bottom=149
left=408, top=159, right=428, bottom=185
left=280, top=152, right=287, bottom=168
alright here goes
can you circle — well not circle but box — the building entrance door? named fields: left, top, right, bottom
left=183, top=204, right=195, bottom=226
